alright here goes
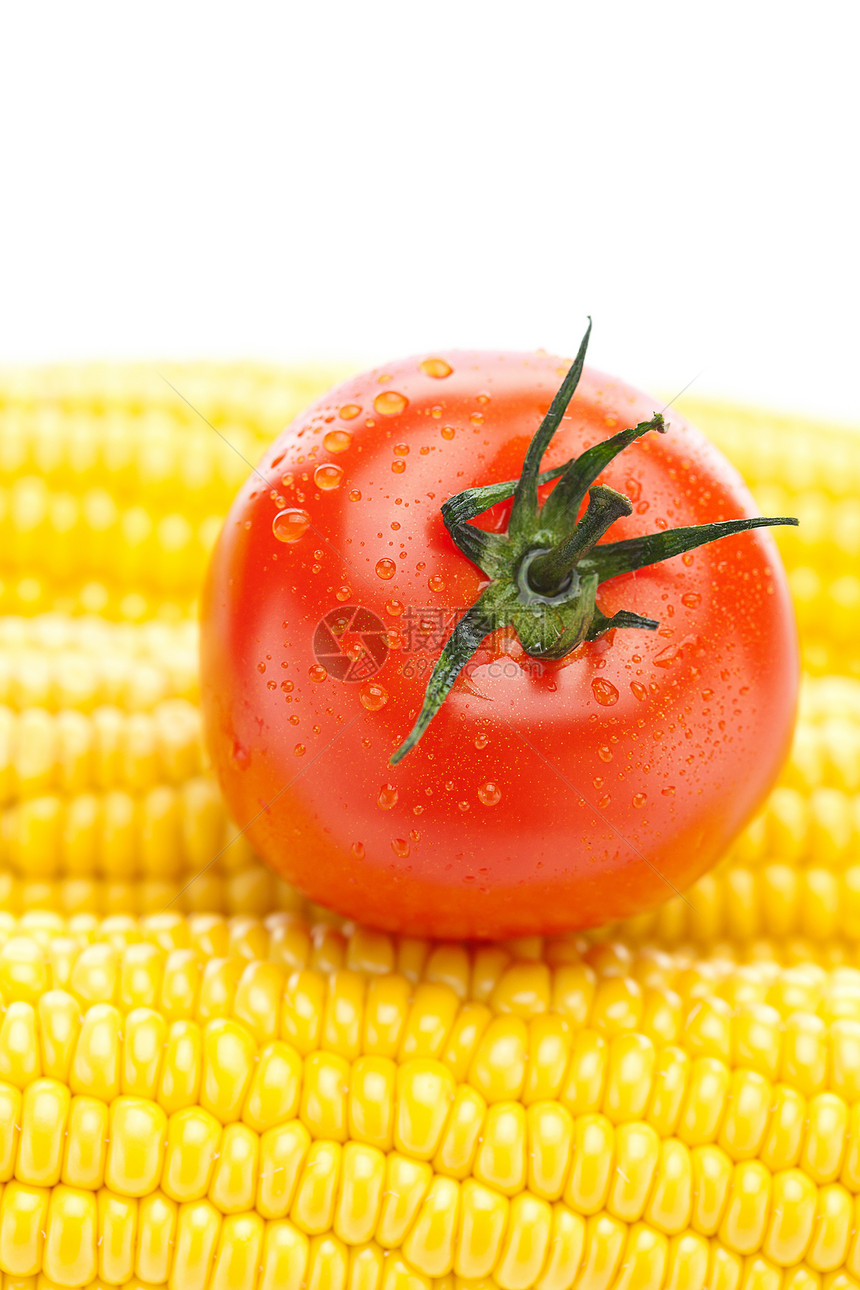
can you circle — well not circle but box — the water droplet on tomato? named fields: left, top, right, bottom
left=272, top=508, right=310, bottom=543
left=597, top=793, right=611, bottom=809
left=376, top=559, right=397, bottom=580
left=458, top=800, right=470, bottom=812
left=661, top=786, right=676, bottom=796
left=339, top=403, right=361, bottom=420
left=393, top=442, right=409, bottom=456
left=470, top=412, right=484, bottom=425
left=428, top=574, right=446, bottom=593
left=314, top=463, right=344, bottom=491
left=385, top=599, right=404, bottom=615
left=682, top=553, right=694, bottom=567
left=478, top=781, right=501, bottom=807
left=598, top=745, right=613, bottom=762
left=420, top=357, right=453, bottom=378
left=335, top=585, right=351, bottom=602
left=374, top=390, right=408, bottom=417
left=391, top=460, right=406, bottom=474
left=378, top=783, right=398, bottom=809
left=324, top=429, right=352, bottom=453
left=591, top=678, right=619, bottom=706
left=441, top=425, right=456, bottom=440
left=474, top=732, right=489, bottom=749
left=632, top=792, right=647, bottom=808
left=352, top=841, right=365, bottom=858
left=360, top=682, right=388, bottom=711
left=630, top=681, right=648, bottom=702
left=681, top=592, right=701, bottom=608
left=294, top=743, right=306, bottom=757
left=392, top=837, right=410, bottom=858
left=349, top=489, right=361, bottom=502
left=308, top=664, right=327, bottom=683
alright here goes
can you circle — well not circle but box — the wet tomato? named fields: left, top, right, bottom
left=201, top=332, right=799, bottom=938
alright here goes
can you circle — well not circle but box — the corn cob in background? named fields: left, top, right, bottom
left=0, top=364, right=859, bottom=1287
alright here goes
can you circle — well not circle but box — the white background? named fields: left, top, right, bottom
left=1, top=2, right=858, bottom=423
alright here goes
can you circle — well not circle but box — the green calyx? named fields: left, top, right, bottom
left=389, top=321, right=798, bottom=765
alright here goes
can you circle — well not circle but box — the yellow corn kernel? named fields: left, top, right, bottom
left=105, top=1097, right=166, bottom=1197
left=400, top=1174, right=459, bottom=1278
left=291, top=1140, right=341, bottom=1237
left=169, top=1198, right=221, bottom=1290
left=162, top=1107, right=220, bottom=1203
left=41, top=1185, right=97, bottom=1286
left=468, top=1017, right=528, bottom=1103
left=455, top=1179, right=508, bottom=1279
left=258, top=1217, right=309, bottom=1290
left=526, top=1101, right=574, bottom=1200
left=608, top=1121, right=661, bottom=1223
left=431, top=1084, right=485, bottom=1180
left=375, top=1155, right=432, bottom=1249
left=0, top=1182, right=49, bottom=1277
left=645, top=1138, right=693, bottom=1236
left=0, top=1083, right=22, bottom=1180
left=208, top=1122, right=258, bottom=1213
left=0, top=1005, right=40, bottom=1088
left=256, top=1120, right=310, bottom=1219
left=763, top=1169, right=818, bottom=1267
left=61, top=1097, right=108, bottom=1191
left=395, top=1060, right=455, bottom=1159
left=121, top=1007, right=166, bottom=1098
left=564, top=1113, right=614, bottom=1214
left=16, top=1081, right=69, bottom=1188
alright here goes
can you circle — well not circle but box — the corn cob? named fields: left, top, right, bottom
left=0, top=616, right=198, bottom=710
left=0, top=364, right=344, bottom=618
left=2, top=913, right=860, bottom=1286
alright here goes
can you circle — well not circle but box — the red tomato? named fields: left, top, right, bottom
left=200, top=347, right=798, bottom=939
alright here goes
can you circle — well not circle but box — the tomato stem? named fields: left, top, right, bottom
left=527, top=485, right=633, bottom=597
left=389, top=322, right=799, bottom=764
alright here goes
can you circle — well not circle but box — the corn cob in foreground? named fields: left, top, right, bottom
left=3, top=912, right=860, bottom=1287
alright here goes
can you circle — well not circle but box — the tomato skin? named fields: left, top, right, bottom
left=200, top=351, right=799, bottom=939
